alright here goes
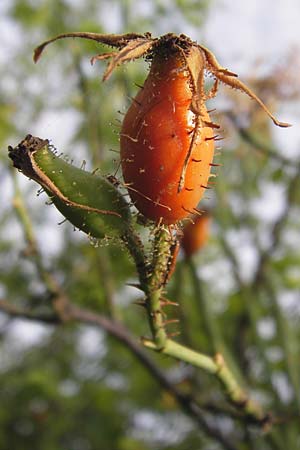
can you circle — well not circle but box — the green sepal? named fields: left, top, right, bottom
left=9, top=135, right=131, bottom=239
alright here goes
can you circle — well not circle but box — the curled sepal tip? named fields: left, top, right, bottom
left=8, top=135, right=131, bottom=239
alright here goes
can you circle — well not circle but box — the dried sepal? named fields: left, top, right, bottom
left=33, top=31, right=292, bottom=128
left=34, top=31, right=153, bottom=81
left=34, top=31, right=148, bottom=61
left=100, top=38, right=154, bottom=81
left=198, top=44, right=291, bottom=128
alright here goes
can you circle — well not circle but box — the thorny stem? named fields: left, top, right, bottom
left=124, top=218, right=269, bottom=425
left=125, top=224, right=176, bottom=350
left=122, top=225, right=149, bottom=286
left=143, top=225, right=174, bottom=349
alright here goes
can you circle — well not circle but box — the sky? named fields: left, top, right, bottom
left=204, top=0, right=300, bottom=68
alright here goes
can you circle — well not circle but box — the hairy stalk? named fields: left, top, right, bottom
left=122, top=225, right=148, bottom=286
left=125, top=223, right=176, bottom=349
left=144, top=225, right=174, bottom=349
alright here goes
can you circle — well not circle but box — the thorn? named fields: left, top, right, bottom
left=167, top=331, right=181, bottom=338
left=133, top=300, right=147, bottom=308
left=134, top=82, right=144, bottom=89
left=209, top=163, right=222, bottom=167
left=58, top=218, right=68, bottom=225
left=185, top=187, right=194, bottom=191
left=162, top=319, right=180, bottom=326
left=124, top=184, right=171, bottom=211
left=205, top=136, right=216, bottom=141
left=192, top=158, right=202, bottom=162
left=109, top=148, right=120, bottom=154
left=193, top=207, right=205, bottom=216
left=203, top=120, right=220, bottom=129
left=120, top=133, right=139, bottom=143
left=181, top=206, right=195, bottom=215
left=160, top=298, right=179, bottom=307
left=126, top=282, right=143, bottom=291
left=129, top=96, right=142, bottom=107
left=37, top=187, right=45, bottom=196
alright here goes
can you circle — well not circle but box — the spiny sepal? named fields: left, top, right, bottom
left=8, top=135, right=132, bottom=240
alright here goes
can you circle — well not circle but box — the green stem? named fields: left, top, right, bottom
left=143, top=337, right=268, bottom=424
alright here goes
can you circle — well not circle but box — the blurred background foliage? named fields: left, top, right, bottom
left=1, top=0, right=300, bottom=449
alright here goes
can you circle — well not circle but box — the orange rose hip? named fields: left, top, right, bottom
left=120, top=50, right=215, bottom=224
